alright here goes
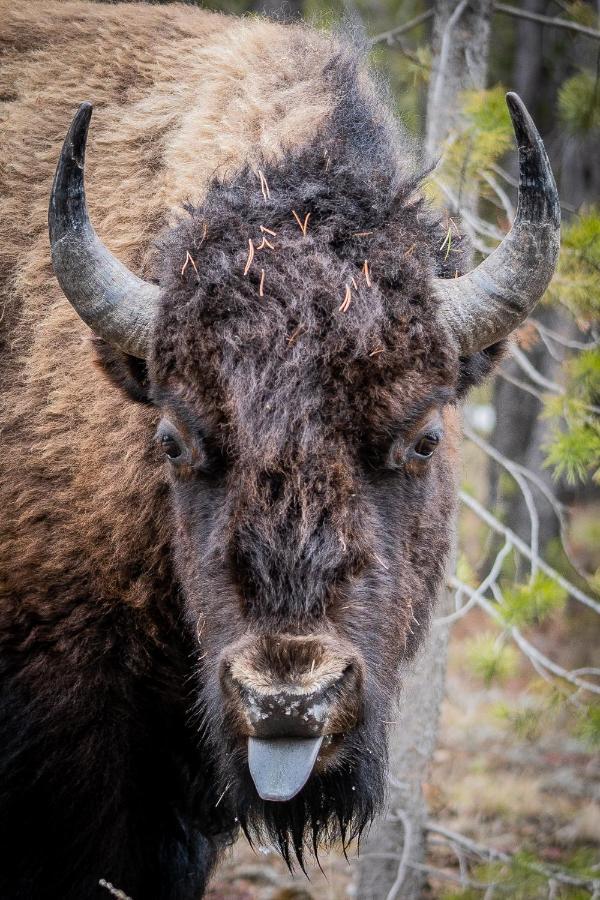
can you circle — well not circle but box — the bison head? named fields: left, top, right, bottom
left=48, top=74, right=559, bottom=863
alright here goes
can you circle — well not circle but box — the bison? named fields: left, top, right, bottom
left=0, top=2, right=559, bottom=898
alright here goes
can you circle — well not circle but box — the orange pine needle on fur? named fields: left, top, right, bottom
left=287, top=324, right=305, bottom=345
left=181, top=251, right=198, bottom=276
left=243, top=238, right=255, bottom=275
left=258, top=170, right=271, bottom=202
left=256, top=236, right=275, bottom=251
left=363, top=259, right=371, bottom=287
left=292, top=210, right=310, bottom=236
left=259, top=225, right=277, bottom=237
left=338, top=284, right=352, bottom=313
left=369, top=347, right=384, bottom=357
left=259, top=269, right=265, bottom=297
left=351, top=230, right=373, bottom=237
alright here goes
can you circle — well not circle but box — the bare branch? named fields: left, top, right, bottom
left=370, top=9, right=433, bottom=47
left=451, top=575, right=600, bottom=695
left=529, top=318, right=600, bottom=351
left=385, top=809, right=413, bottom=900
left=479, top=169, right=515, bottom=223
left=510, top=344, right=565, bottom=395
left=435, top=539, right=513, bottom=626
left=464, top=425, right=599, bottom=588
left=459, top=491, right=600, bottom=615
left=494, top=2, right=600, bottom=41
left=489, top=164, right=578, bottom=214
left=498, top=367, right=548, bottom=401
left=426, top=821, right=600, bottom=890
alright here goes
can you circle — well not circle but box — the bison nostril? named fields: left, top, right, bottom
left=222, top=660, right=362, bottom=741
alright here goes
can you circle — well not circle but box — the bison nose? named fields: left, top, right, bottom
left=221, top=657, right=362, bottom=739
left=219, top=636, right=363, bottom=802
left=239, top=682, right=338, bottom=739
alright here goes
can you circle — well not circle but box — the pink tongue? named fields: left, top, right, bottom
left=248, top=736, right=323, bottom=802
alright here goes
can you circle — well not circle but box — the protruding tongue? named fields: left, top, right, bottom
left=248, top=736, right=323, bottom=802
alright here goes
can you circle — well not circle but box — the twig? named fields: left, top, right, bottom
left=426, top=821, right=600, bottom=889
left=490, top=164, right=578, bottom=214
left=463, top=424, right=599, bottom=588
left=494, top=2, right=600, bottom=41
left=385, top=809, right=413, bottom=900
left=463, top=425, right=541, bottom=579
left=435, top=538, right=513, bottom=626
left=459, top=490, right=600, bottom=615
left=498, top=367, right=548, bottom=401
left=370, top=9, right=433, bottom=46
left=452, top=573, right=600, bottom=695
left=479, top=169, right=515, bottom=223
left=510, top=344, right=565, bottom=395
left=529, top=318, right=600, bottom=351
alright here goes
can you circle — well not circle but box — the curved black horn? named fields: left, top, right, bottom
left=49, top=103, right=158, bottom=359
left=434, top=92, right=560, bottom=355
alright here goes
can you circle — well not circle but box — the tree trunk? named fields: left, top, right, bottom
left=356, top=3, right=492, bottom=898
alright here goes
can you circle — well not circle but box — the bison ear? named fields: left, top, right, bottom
left=92, top=337, right=152, bottom=405
left=456, top=340, right=507, bottom=399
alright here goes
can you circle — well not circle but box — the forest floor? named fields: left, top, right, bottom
left=206, top=616, right=600, bottom=900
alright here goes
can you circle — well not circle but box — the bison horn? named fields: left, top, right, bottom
left=49, top=103, right=158, bottom=359
left=434, top=92, right=560, bottom=356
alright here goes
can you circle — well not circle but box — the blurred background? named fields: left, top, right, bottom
left=143, top=0, right=600, bottom=896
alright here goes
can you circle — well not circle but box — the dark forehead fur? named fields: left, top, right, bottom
left=152, top=53, right=464, bottom=452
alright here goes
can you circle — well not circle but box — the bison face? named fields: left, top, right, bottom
left=49, top=87, right=558, bottom=862
left=144, top=286, right=462, bottom=857
left=153, top=382, right=458, bottom=856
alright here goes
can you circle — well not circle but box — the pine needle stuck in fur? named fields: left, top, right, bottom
left=258, top=170, right=271, bottom=202
left=338, top=284, right=352, bottom=313
left=292, top=210, right=311, bottom=236
left=259, top=269, right=265, bottom=297
left=181, top=250, right=198, bottom=276
left=363, top=259, right=371, bottom=287
left=243, top=239, right=255, bottom=275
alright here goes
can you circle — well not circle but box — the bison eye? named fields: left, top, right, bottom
left=158, top=429, right=186, bottom=462
left=411, top=430, right=441, bottom=460
left=161, top=433, right=183, bottom=460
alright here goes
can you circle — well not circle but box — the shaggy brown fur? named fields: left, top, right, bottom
left=0, top=3, right=502, bottom=898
